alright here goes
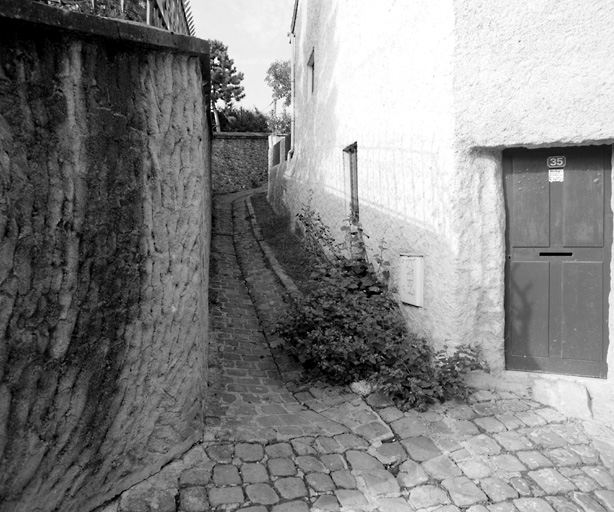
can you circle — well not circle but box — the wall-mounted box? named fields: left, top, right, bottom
left=399, top=254, right=424, bottom=307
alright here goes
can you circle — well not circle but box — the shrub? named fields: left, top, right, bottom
left=276, top=205, right=486, bottom=411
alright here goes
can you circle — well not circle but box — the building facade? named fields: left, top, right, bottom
left=271, top=0, right=614, bottom=421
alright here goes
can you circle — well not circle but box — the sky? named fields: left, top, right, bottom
left=190, top=0, right=296, bottom=113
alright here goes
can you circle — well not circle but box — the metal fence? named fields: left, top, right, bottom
left=34, top=0, right=194, bottom=35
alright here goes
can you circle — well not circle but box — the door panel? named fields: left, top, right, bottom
left=504, top=145, right=611, bottom=378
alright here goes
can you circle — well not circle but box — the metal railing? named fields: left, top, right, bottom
left=35, top=0, right=194, bottom=35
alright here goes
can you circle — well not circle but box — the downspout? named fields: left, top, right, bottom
left=288, top=0, right=299, bottom=158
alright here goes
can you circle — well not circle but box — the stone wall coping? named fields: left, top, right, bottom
left=213, top=132, right=271, bottom=139
left=0, top=0, right=209, bottom=59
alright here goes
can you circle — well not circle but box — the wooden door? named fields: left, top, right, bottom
left=504, top=145, right=612, bottom=378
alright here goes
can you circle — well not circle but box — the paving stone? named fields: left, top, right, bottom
left=472, top=390, right=499, bottom=402
left=274, top=477, right=308, bottom=499
left=206, top=444, right=234, bottom=463
left=582, top=466, right=614, bottom=489
left=595, top=490, right=614, bottom=512
left=245, top=484, right=279, bottom=505
left=516, top=412, right=548, bottom=427
left=547, top=448, right=582, bottom=466
left=354, top=419, right=394, bottom=443
left=452, top=420, right=481, bottom=436
left=306, top=472, right=335, bottom=492
left=509, top=477, right=533, bottom=497
left=571, top=492, right=608, bottom=512
left=402, top=436, right=443, bottom=461
left=569, top=445, right=601, bottom=465
left=528, top=469, right=576, bottom=494
left=213, top=464, right=241, bottom=486
left=409, top=485, right=451, bottom=508
left=378, top=497, right=413, bottom=511
left=449, top=405, right=477, bottom=420
left=440, top=506, right=462, bottom=512
left=474, top=403, right=503, bottom=417
left=179, top=487, right=208, bottom=512
left=475, top=417, right=507, bottom=433
left=481, top=477, right=519, bottom=502
left=451, top=448, right=473, bottom=462
left=208, top=487, right=244, bottom=506
left=494, top=431, right=534, bottom=451
left=334, top=433, right=369, bottom=450
left=331, top=469, right=357, bottom=489
left=534, top=408, right=567, bottom=423
left=295, top=455, right=327, bottom=473
left=442, top=476, right=488, bottom=507
left=271, top=501, right=309, bottom=512
left=335, top=489, right=369, bottom=510
left=346, top=450, right=384, bottom=471
left=242, top=463, right=269, bottom=483
left=237, top=507, right=268, bottom=512
left=422, top=455, right=462, bottom=480
left=497, top=414, right=527, bottom=430
left=517, top=451, right=554, bottom=470
left=390, top=415, right=429, bottom=439
left=359, top=469, right=401, bottom=496
left=594, top=440, right=614, bottom=470
left=265, top=442, right=294, bottom=458
left=491, top=454, right=527, bottom=472
left=314, top=436, right=343, bottom=454
left=268, top=458, right=296, bottom=476
left=436, top=437, right=464, bottom=453
left=465, top=434, right=502, bottom=456
left=291, top=437, right=317, bottom=455
left=546, top=496, right=583, bottom=512
left=458, top=459, right=492, bottom=479
left=179, top=466, right=213, bottom=487
left=570, top=474, right=600, bottom=492
left=371, top=441, right=407, bottom=465
left=553, top=424, right=590, bottom=445
left=236, top=443, right=264, bottom=462
left=312, top=494, right=341, bottom=512
left=528, top=430, right=568, bottom=448
left=379, top=406, right=405, bottom=423
left=430, top=420, right=453, bottom=435
left=321, top=453, right=346, bottom=471
left=515, top=498, right=556, bottom=512
left=397, top=460, right=429, bottom=488
left=489, top=502, right=518, bottom=512
left=468, top=506, right=490, bottom=512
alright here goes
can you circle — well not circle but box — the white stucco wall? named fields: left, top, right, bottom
left=453, top=0, right=614, bottom=419
left=280, top=0, right=614, bottom=421
left=284, top=0, right=458, bottom=346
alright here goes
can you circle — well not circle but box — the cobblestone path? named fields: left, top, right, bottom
left=101, top=189, right=614, bottom=512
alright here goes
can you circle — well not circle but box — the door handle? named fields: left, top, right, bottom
left=539, top=252, right=573, bottom=256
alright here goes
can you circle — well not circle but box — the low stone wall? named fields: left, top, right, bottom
left=0, top=3, right=210, bottom=511
left=212, top=132, right=269, bottom=194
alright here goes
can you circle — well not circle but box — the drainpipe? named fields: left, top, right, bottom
left=288, top=31, right=296, bottom=158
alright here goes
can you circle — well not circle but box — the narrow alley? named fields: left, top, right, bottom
left=103, top=189, right=614, bottom=512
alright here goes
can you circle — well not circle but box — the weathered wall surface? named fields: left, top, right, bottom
left=0, top=4, right=210, bottom=511
left=454, top=0, right=614, bottom=420
left=212, top=133, right=269, bottom=194
left=279, top=0, right=458, bottom=346
left=279, top=0, right=614, bottom=422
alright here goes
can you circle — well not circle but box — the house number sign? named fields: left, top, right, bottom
left=547, top=156, right=566, bottom=182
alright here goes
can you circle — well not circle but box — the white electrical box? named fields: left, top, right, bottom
left=399, top=254, right=424, bottom=307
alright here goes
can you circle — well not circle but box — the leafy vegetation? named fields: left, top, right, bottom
left=273, top=201, right=486, bottom=411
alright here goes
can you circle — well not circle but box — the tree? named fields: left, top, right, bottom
left=209, top=39, right=245, bottom=131
left=265, top=60, right=291, bottom=134
left=265, top=60, right=291, bottom=108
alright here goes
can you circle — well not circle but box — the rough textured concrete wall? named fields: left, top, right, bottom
left=279, top=0, right=457, bottom=346
left=212, top=133, right=269, bottom=194
left=0, top=7, right=210, bottom=512
left=454, top=0, right=614, bottom=419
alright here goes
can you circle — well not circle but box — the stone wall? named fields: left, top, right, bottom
left=212, top=132, right=269, bottom=194
left=0, top=3, right=210, bottom=511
